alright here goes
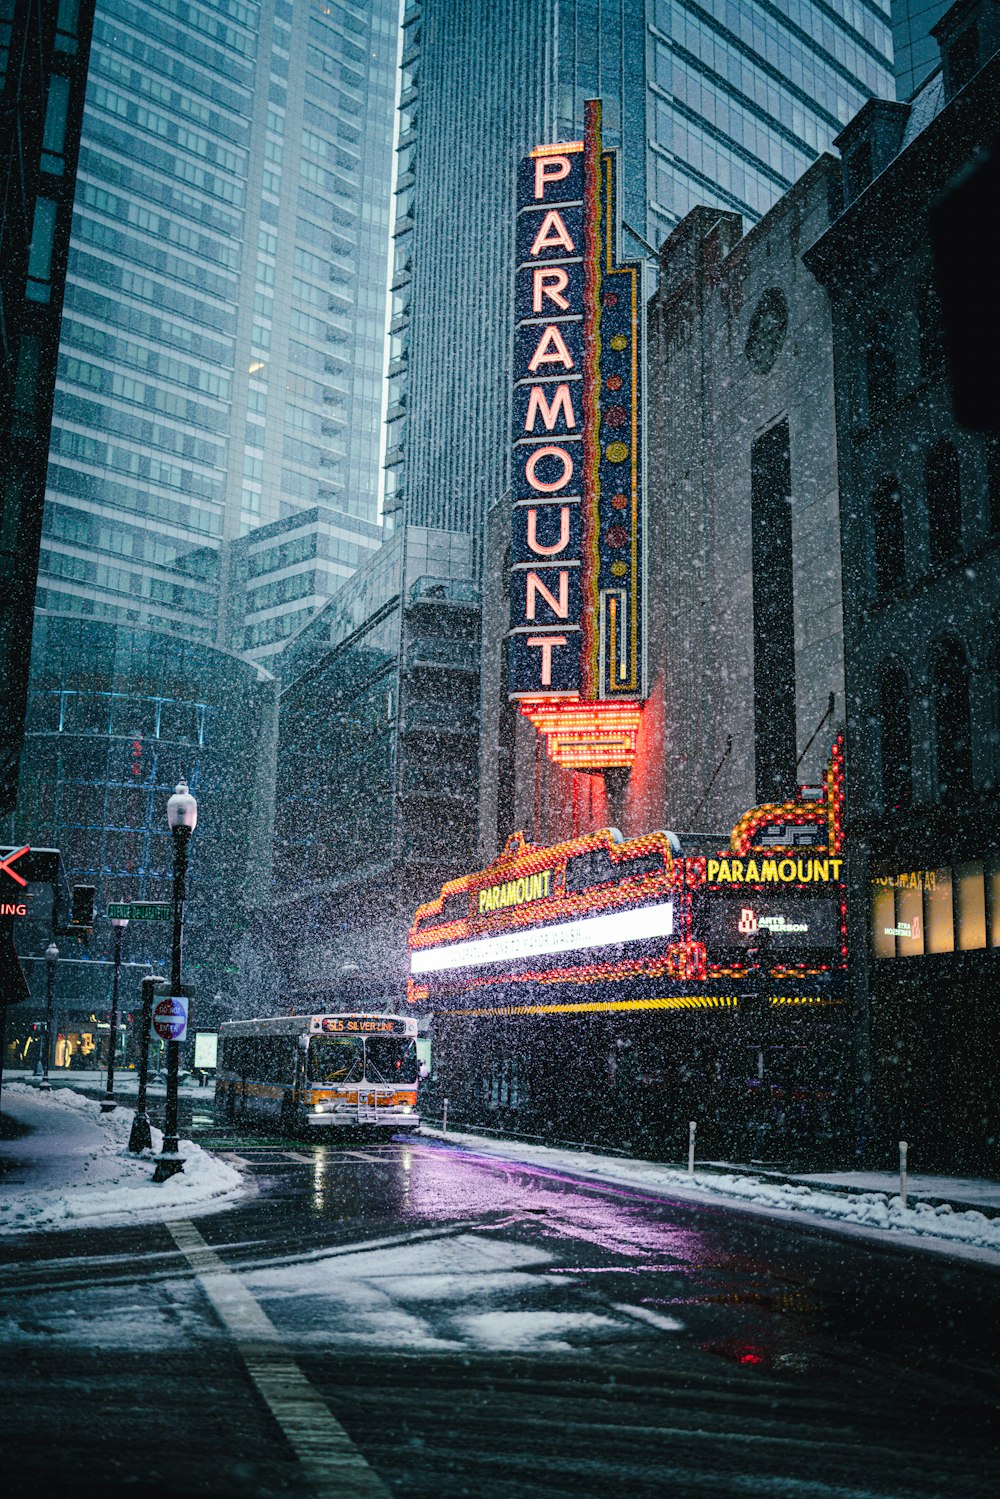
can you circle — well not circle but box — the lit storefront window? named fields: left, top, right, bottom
left=871, top=862, right=1000, bottom=958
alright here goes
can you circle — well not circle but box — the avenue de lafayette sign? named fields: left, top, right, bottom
left=508, top=98, right=646, bottom=706
left=107, top=902, right=172, bottom=922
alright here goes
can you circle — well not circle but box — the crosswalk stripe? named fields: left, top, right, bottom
left=167, top=1218, right=391, bottom=1499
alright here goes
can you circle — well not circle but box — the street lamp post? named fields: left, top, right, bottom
left=39, top=942, right=58, bottom=1091
left=101, top=914, right=129, bottom=1112
left=153, top=780, right=196, bottom=1183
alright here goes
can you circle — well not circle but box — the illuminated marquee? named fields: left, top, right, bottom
left=410, top=900, right=675, bottom=976
left=408, top=738, right=848, bottom=1003
left=508, top=100, right=646, bottom=770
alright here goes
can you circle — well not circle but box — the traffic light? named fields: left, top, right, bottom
left=71, top=884, right=96, bottom=929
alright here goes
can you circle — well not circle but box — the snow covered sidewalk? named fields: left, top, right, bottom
left=423, top=1127, right=1000, bottom=1264
left=0, top=1081, right=247, bottom=1235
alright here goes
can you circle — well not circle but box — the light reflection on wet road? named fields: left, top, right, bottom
left=1, top=1129, right=998, bottom=1498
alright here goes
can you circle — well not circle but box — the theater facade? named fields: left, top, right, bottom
left=409, top=740, right=849, bottom=1165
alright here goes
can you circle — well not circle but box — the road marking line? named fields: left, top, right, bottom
left=167, top=1219, right=391, bottom=1499
left=613, top=1302, right=685, bottom=1332
left=284, top=1152, right=313, bottom=1163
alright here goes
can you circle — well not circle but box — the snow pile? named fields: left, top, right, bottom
left=425, top=1129, right=1000, bottom=1259
left=0, top=1081, right=246, bottom=1235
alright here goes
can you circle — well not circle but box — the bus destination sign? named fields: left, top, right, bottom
left=310, top=1015, right=416, bottom=1036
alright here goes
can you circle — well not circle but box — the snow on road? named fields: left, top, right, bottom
left=422, top=1128, right=1000, bottom=1263
left=244, top=1228, right=615, bottom=1352
left=0, top=1081, right=247, bottom=1235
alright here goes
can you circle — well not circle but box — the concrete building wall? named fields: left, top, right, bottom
left=646, top=156, right=844, bottom=835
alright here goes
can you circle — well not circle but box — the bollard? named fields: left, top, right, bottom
left=688, top=1119, right=697, bottom=1174
left=899, top=1140, right=908, bottom=1209
left=442, top=1097, right=448, bottom=1134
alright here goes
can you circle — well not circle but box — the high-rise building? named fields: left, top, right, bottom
left=14, top=0, right=400, bottom=1008
left=891, top=0, right=952, bottom=95
left=0, top=0, right=95, bottom=813
left=34, top=0, right=397, bottom=648
left=385, top=0, right=893, bottom=550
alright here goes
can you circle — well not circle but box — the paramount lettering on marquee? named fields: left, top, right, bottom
left=707, top=857, right=843, bottom=885
left=478, top=870, right=553, bottom=914
left=508, top=98, right=645, bottom=702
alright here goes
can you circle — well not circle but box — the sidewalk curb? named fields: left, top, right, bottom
left=422, top=1121, right=1000, bottom=1221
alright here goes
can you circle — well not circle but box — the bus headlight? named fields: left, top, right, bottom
left=400, top=1105, right=413, bottom=1114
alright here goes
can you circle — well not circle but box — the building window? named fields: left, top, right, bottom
left=917, top=280, right=946, bottom=376
left=864, top=313, right=895, bottom=421
left=871, top=861, right=1000, bottom=958
left=948, top=25, right=979, bottom=91
left=985, top=435, right=1000, bottom=535
left=931, top=637, right=972, bottom=799
left=26, top=197, right=58, bottom=302
left=750, top=418, right=796, bottom=803
left=872, top=478, right=905, bottom=597
left=925, top=440, right=962, bottom=565
left=879, top=659, right=912, bottom=811
left=41, top=74, right=70, bottom=174
left=845, top=141, right=872, bottom=200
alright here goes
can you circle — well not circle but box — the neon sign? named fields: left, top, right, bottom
left=707, top=856, right=843, bottom=884
left=408, top=737, right=847, bottom=1002
left=0, top=846, right=29, bottom=887
left=509, top=100, right=646, bottom=770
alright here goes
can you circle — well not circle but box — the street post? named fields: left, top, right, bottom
left=153, top=781, right=196, bottom=1182
left=129, top=973, right=167, bottom=1153
left=38, top=942, right=58, bottom=1090
left=101, top=912, right=129, bottom=1112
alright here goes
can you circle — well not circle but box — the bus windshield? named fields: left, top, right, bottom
left=364, top=1037, right=418, bottom=1084
left=308, top=1036, right=364, bottom=1083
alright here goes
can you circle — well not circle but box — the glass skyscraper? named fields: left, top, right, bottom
left=889, top=0, right=952, bottom=97
left=386, top=0, right=893, bottom=549
left=34, top=0, right=398, bottom=653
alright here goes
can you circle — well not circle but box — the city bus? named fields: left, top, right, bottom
left=215, top=1013, right=420, bottom=1134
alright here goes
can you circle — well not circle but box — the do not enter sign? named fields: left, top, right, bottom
left=153, top=995, right=189, bottom=1042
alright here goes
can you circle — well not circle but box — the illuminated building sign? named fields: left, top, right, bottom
left=706, top=856, right=843, bottom=885
left=509, top=99, right=646, bottom=770
left=702, top=896, right=839, bottom=949
left=410, top=900, right=675, bottom=976
left=477, top=870, right=553, bottom=914
left=408, top=736, right=848, bottom=1003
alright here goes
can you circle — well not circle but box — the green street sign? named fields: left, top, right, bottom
left=106, top=901, right=172, bottom=922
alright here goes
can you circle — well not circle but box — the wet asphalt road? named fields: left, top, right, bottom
left=0, top=1113, right=998, bottom=1499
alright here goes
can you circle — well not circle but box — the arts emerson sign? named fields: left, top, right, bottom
left=508, top=99, right=646, bottom=704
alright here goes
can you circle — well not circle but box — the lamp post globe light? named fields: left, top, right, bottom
left=102, top=911, right=129, bottom=1112
left=39, top=942, right=59, bottom=1090
left=152, top=780, right=196, bottom=1183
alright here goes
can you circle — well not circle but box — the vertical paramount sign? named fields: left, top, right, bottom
left=508, top=100, right=646, bottom=770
